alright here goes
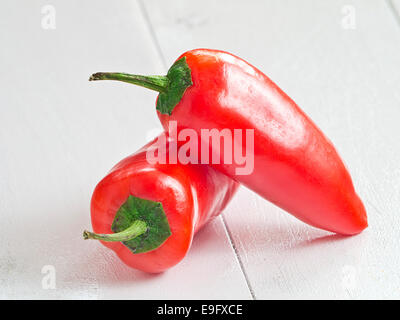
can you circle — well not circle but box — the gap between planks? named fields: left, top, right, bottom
left=386, top=0, right=400, bottom=27
left=137, top=0, right=168, bottom=70
left=136, top=0, right=256, bottom=299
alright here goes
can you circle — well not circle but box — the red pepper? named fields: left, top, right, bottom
left=83, top=134, right=238, bottom=273
left=90, top=48, right=367, bottom=235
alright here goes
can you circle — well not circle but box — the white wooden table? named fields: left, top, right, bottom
left=1, top=0, right=400, bottom=299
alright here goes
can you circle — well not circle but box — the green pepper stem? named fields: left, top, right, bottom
left=89, top=72, right=168, bottom=93
left=83, top=220, right=147, bottom=242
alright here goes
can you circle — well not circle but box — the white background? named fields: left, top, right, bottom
left=1, top=0, right=400, bottom=299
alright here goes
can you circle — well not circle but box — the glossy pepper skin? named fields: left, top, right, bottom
left=158, top=49, right=367, bottom=235
left=89, top=134, right=238, bottom=273
left=90, top=49, right=367, bottom=235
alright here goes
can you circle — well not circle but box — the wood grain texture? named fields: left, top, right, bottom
left=0, top=0, right=251, bottom=299
left=143, top=0, right=400, bottom=298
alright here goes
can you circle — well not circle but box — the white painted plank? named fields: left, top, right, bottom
left=144, top=0, right=400, bottom=298
left=0, top=0, right=251, bottom=299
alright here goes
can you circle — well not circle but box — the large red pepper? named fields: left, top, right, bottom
left=90, top=48, right=367, bottom=235
left=83, top=134, right=238, bottom=273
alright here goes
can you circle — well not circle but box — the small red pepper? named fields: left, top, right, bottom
left=83, top=135, right=238, bottom=273
left=90, top=48, right=368, bottom=235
